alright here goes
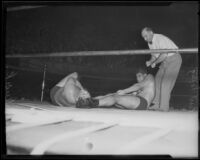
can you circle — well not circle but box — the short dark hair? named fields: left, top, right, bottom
left=142, top=27, right=153, bottom=33
left=136, top=68, right=147, bottom=74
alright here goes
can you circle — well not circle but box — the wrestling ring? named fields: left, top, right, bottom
left=5, top=48, right=198, bottom=157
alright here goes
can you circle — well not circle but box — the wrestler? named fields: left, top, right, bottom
left=91, top=68, right=155, bottom=110
left=50, top=72, right=91, bottom=107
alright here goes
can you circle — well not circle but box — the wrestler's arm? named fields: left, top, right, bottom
left=118, top=75, right=152, bottom=94
left=149, top=55, right=157, bottom=64
left=94, top=93, right=115, bottom=99
left=118, top=83, right=142, bottom=94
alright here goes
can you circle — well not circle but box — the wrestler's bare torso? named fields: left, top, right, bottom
left=55, top=74, right=81, bottom=104
left=136, top=74, right=155, bottom=107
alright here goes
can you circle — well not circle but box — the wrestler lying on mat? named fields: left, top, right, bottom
left=76, top=68, right=155, bottom=110
left=50, top=72, right=93, bottom=107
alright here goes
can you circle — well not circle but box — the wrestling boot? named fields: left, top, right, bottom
left=76, top=97, right=99, bottom=108
left=76, top=97, right=92, bottom=108
left=88, top=98, right=99, bottom=108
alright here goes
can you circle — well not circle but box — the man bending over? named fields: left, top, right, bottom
left=81, top=68, right=155, bottom=110
left=50, top=72, right=92, bottom=107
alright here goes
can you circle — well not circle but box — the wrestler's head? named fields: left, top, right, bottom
left=141, top=27, right=154, bottom=43
left=136, top=68, right=147, bottom=82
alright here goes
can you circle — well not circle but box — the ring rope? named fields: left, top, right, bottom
left=6, top=48, right=198, bottom=58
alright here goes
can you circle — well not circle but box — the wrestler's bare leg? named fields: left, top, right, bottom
left=98, top=94, right=140, bottom=110
left=95, top=92, right=133, bottom=100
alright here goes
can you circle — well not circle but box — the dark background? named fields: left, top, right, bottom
left=4, top=2, right=198, bottom=109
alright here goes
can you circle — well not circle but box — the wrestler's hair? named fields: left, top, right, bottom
left=142, top=27, right=153, bottom=33
left=136, top=67, right=147, bottom=75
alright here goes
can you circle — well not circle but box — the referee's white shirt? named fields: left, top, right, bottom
left=148, top=33, right=178, bottom=58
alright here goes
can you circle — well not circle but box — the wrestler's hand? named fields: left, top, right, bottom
left=151, top=63, right=156, bottom=68
left=117, top=90, right=125, bottom=95
left=146, top=61, right=151, bottom=67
